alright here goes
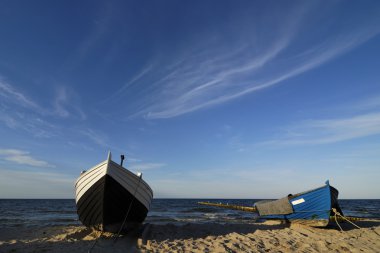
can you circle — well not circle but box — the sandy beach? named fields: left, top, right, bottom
left=1, top=220, right=379, bottom=253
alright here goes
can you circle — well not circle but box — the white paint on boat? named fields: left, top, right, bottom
left=75, top=154, right=153, bottom=210
left=291, top=198, right=305, bottom=205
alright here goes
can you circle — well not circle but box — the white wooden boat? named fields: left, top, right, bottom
left=75, top=152, right=153, bottom=232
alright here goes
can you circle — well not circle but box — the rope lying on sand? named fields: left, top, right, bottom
left=88, top=230, right=104, bottom=253
left=330, top=215, right=364, bottom=223
left=198, top=202, right=365, bottom=223
left=332, top=208, right=361, bottom=231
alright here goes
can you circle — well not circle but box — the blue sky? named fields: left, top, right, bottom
left=0, top=0, right=380, bottom=198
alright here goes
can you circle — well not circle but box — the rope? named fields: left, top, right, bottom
left=333, top=209, right=344, bottom=232
left=88, top=174, right=143, bottom=251
left=88, top=230, right=104, bottom=253
left=113, top=174, right=143, bottom=243
left=330, top=216, right=363, bottom=222
left=332, top=208, right=361, bottom=232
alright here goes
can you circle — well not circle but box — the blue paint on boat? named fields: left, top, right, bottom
left=257, top=181, right=341, bottom=226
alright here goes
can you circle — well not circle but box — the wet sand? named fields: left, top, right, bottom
left=1, top=220, right=379, bottom=252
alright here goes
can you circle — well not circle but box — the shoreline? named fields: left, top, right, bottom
left=1, top=219, right=379, bottom=252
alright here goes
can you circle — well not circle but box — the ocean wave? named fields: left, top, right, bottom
left=1, top=199, right=379, bottom=228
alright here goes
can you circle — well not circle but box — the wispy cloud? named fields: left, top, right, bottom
left=151, top=166, right=307, bottom=198
left=0, top=79, right=54, bottom=136
left=54, top=87, right=70, bottom=118
left=59, top=2, right=116, bottom=73
left=125, top=157, right=142, bottom=163
left=351, top=95, right=380, bottom=112
left=113, top=2, right=380, bottom=119
left=0, top=79, right=41, bottom=111
left=0, top=79, right=86, bottom=138
left=0, top=149, right=55, bottom=168
left=0, top=110, right=59, bottom=138
left=129, top=162, right=166, bottom=171
left=227, top=135, right=246, bottom=152
left=79, top=128, right=109, bottom=147
left=264, top=112, right=380, bottom=146
left=0, top=167, right=74, bottom=198
left=145, top=31, right=379, bottom=119
left=53, top=86, right=86, bottom=120
left=104, top=64, right=154, bottom=103
left=1, top=78, right=85, bottom=119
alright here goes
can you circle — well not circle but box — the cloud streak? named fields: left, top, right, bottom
left=129, top=162, right=166, bottom=171
left=0, top=78, right=86, bottom=119
left=114, top=2, right=380, bottom=119
left=79, top=128, right=109, bottom=147
left=0, top=79, right=110, bottom=148
left=263, top=112, right=380, bottom=146
left=0, top=79, right=41, bottom=111
left=0, top=79, right=87, bottom=138
left=103, top=64, right=154, bottom=103
left=0, top=167, right=74, bottom=198
left=0, top=149, right=55, bottom=168
left=145, top=31, right=379, bottom=119
left=53, top=86, right=86, bottom=120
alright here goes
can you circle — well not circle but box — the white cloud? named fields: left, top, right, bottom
left=104, top=64, right=154, bottom=103
left=0, top=111, right=18, bottom=129
left=0, top=149, right=55, bottom=168
left=0, top=168, right=74, bottom=198
left=53, top=86, right=86, bottom=120
left=112, top=2, right=380, bottom=119
left=150, top=166, right=317, bottom=198
left=129, top=162, right=166, bottom=171
left=264, top=112, right=380, bottom=146
left=0, top=79, right=41, bottom=111
left=79, top=128, right=109, bottom=147
left=0, top=79, right=86, bottom=139
left=144, top=28, right=379, bottom=119
left=54, top=86, right=70, bottom=117
left=125, top=157, right=142, bottom=162
left=0, top=110, right=59, bottom=138
left=351, top=95, right=380, bottom=111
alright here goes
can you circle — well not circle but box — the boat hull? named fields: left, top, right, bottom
left=257, top=182, right=341, bottom=227
left=75, top=158, right=153, bottom=232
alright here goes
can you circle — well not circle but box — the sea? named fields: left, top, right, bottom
left=0, top=199, right=379, bottom=229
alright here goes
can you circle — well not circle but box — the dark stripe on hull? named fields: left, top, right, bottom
left=76, top=175, right=149, bottom=232
left=77, top=176, right=105, bottom=229
left=330, top=186, right=343, bottom=215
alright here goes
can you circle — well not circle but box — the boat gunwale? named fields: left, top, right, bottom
left=75, top=167, right=107, bottom=201
left=106, top=166, right=153, bottom=207
left=75, top=160, right=108, bottom=187
left=108, top=160, right=154, bottom=196
left=287, top=183, right=332, bottom=200
left=75, top=159, right=153, bottom=197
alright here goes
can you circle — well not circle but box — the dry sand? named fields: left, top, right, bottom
left=0, top=220, right=379, bottom=253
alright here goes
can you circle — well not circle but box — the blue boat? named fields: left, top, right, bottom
left=255, top=180, right=342, bottom=227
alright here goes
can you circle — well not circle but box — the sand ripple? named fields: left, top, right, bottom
left=0, top=220, right=379, bottom=252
